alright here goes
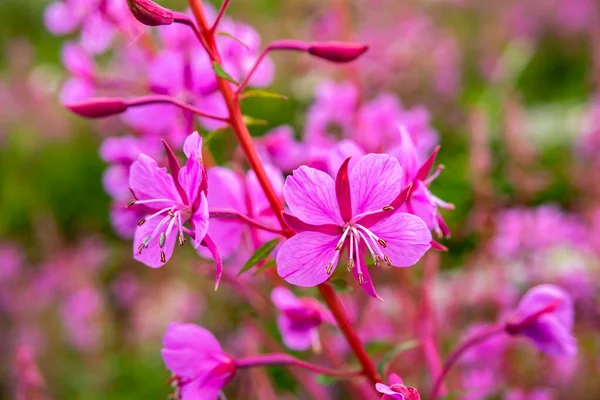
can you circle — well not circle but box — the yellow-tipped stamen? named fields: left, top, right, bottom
left=358, top=273, right=365, bottom=285
left=137, top=218, right=146, bottom=226
left=384, top=255, right=392, bottom=267
left=377, top=238, right=387, bottom=248
left=126, top=199, right=136, bottom=208
left=347, top=259, right=355, bottom=271
left=326, top=263, right=333, bottom=275
left=160, top=251, right=166, bottom=263
left=382, top=205, right=394, bottom=211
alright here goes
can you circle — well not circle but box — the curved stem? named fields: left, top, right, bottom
left=127, top=95, right=229, bottom=121
left=236, top=353, right=362, bottom=378
left=172, top=12, right=214, bottom=58
left=209, top=209, right=286, bottom=234
left=430, top=325, right=505, bottom=400
left=210, top=0, right=231, bottom=35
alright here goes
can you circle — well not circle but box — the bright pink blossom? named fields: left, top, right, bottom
left=271, top=287, right=333, bottom=351
left=376, top=373, right=421, bottom=400
left=277, top=153, right=432, bottom=299
left=128, top=132, right=211, bottom=269
left=162, top=322, right=236, bottom=400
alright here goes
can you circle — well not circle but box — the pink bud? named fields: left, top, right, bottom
left=126, top=0, right=174, bottom=26
left=307, top=42, right=369, bottom=63
left=66, top=98, right=129, bottom=118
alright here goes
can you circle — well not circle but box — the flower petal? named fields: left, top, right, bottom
left=200, top=233, right=223, bottom=291
left=283, top=166, right=342, bottom=225
left=277, top=315, right=314, bottom=351
left=282, top=212, right=341, bottom=235
left=271, top=287, right=302, bottom=310
left=521, top=316, right=577, bottom=357
left=133, top=215, right=178, bottom=268
left=516, top=285, right=574, bottom=330
left=129, top=154, right=181, bottom=208
left=276, top=232, right=340, bottom=287
left=335, top=157, right=353, bottom=222
left=183, top=131, right=203, bottom=160
left=350, top=154, right=403, bottom=216
left=191, top=193, right=210, bottom=248
left=162, top=323, right=222, bottom=378
left=246, top=164, right=284, bottom=216
left=369, top=213, right=432, bottom=267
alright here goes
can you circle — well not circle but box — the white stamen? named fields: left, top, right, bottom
left=336, top=226, right=351, bottom=250
left=133, top=198, right=178, bottom=206
left=144, top=207, right=174, bottom=223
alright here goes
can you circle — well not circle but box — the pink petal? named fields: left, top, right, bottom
left=183, top=131, right=203, bottom=160
left=191, top=193, right=209, bottom=248
left=44, top=2, right=80, bottom=35
left=162, top=323, right=222, bottom=378
left=283, top=166, right=342, bottom=225
left=133, top=216, right=177, bottom=268
left=271, top=287, right=302, bottom=310
left=388, top=127, right=420, bottom=184
left=351, top=250, right=382, bottom=301
left=516, top=285, right=574, bottom=331
left=350, top=154, right=403, bottom=216
left=277, top=315, right=314, bottom=351
left=276, top=232, right=340, bottom=287
left=129, top=154, right=181, bottom=207
left=369, top=213, right=432, bottom=267
left=80, top=13, right=115, bottom=55
left=200, top=233, right=223, bottom=290
left=327, top=139, right=365, bottom=174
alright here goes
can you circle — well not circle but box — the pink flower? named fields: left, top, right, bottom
left=376, top=374, right=421, bottom=400
left=128, top=132, right=209, bottom=268
left=506, top=284, right=577, bottom=357
left=504, top=388, right=554, bottom=400
left=162, top=323, right=236, bottom=400
left=271, top=287, right=332, bottom=351
left=391, top=127, right=453, bottom=237
left=276, top=153, right=432, bottom=299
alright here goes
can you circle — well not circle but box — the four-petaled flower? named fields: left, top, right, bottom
left=128, top=132, right=221, bottom=286
left=271, top=287, right=333, bottom=351
left=505, top=284, right=577, bottom=357
left=162, top=322, right=236, bottom=400
left=276, top=153, right=432, bottom=299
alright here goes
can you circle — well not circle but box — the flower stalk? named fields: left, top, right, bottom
left=188, top=0, right=381, bottom=389
left=236, top=353, right=362, bottom=378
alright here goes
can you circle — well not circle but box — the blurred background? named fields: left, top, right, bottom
left=0, top=0, right=599, bottom=399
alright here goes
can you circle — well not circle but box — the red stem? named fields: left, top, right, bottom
left=236, top=353, right=362, bottom=378
left=319, top=283, right=382, bottom=386
left=210, top=0, right=231, bottom=34
left=188, top=0, right=379, bottom=390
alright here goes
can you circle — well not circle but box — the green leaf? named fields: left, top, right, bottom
left=242, top=115, right=268, bottom=126
left=376, top=339, right=420, bottom=376
left=329, top=279, right=352, bottom=292
left=212, top=62, right=238, bottom=85
left=238, top=239, right=280, bottom=276
left=217, top=32, right=250, bottom=50
left=254, top=259, right=277, bottom=275
left=201, top=126, right=228, bottom=146
left=240, top=89, right=288, bottom=100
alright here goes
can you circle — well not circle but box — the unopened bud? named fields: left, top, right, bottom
left=127, top=0, right=174, bottom=26
left=307, top=42, right=369, bottom=63
left=66, top=98, right=128, bottom=118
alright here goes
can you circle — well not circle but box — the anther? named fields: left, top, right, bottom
left=335, top=241, right=343, bottom=251
left=126, top=199, right=136, bottom=208
left=375, top=256, right=382, bottom=267
left=377, top=238, right=387, bottom=248
left=137, top=218, right=146, bottom=226
left=326, top=263, right=333, bottom=275
left=160, top=251, right=166, bottom=263
left=347, top=259, right=355, bottom=271
left=159, top=232, right=166, bottom=248
left=137, top=244, right=145, bottom=254
left=384, top=255, right=392, bottom=267
left=168, top=211, right=175, bottom=218
left=382, top=205, right=394, bottom=211
left=358, top=273, right=365, bottom=285
left=178, top=234, right=186, bottom=246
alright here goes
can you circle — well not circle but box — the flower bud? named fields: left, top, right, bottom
left=66, top=98, right=128, bottom=118
left=307, top=42, right=369, bottom=63
left=126, top=0, right=174, bottom=26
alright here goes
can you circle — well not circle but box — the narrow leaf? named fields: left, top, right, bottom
left=238, top=239, right=280, bottom=276
left=376, top=339, right=420, bottom=376
left=212, top=62, right=238, bottom=85
left=316, top=374, right=342, bottom=386
left=240, top=89, right=288, bottom=100
left=217, top=32, right=250, bottom=49
left=254, top=259, right=277, bottom=275
left=242, top=115, right=268, bottom=126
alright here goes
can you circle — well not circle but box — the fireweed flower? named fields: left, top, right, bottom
left=505, top=284, right=577, bottom=357
left=161, top=322, right=236, bottom=400
left=276, top=153, right=432, bottom=299
left=271, top=287, right=333, bottom=351
left=128, top=132, right=213, bottom=271
left=391, top=127, right=453, bottom=237
left=376, top=373, right=421, bottom=400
